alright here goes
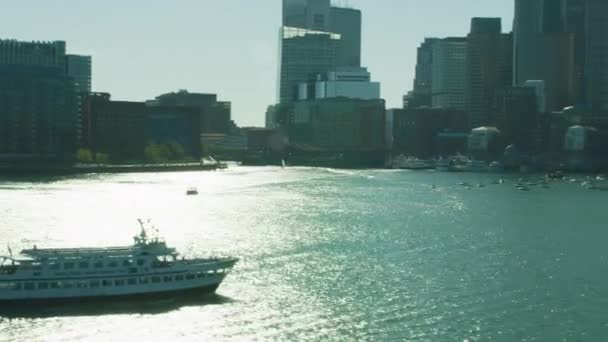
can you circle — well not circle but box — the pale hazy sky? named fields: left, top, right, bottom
left=1, top=0, right=513, bottom=126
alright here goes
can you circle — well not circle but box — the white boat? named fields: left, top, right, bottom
left=0, top=221, right=238, bottom=305
left=392, top=155, right=433, bottom=170
left=465, top=160, right=488, bottom=173
left=186, top=187, right=199, bottom=195
left=435, top=158, right=450, bottom=172
left=488, top=161, right=505, bottom=173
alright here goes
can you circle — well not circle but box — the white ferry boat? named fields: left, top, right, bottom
left=0, top=221, right=238, bottom=305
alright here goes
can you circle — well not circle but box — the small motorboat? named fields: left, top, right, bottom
left=186, top=187, right=199, bottom=195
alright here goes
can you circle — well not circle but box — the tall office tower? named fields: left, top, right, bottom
left=431, top=37, right=468, bottom=111
left=0, top=39, right=66, bottom=72
left=0, top=39, right=77, bottom=158
left=513, top=0, right=575, bottom=112
left=585, top=0, right=608, bottom=114
left=562, top=0, right=586, bottom=105
left=542, top=0, right=565, bottom=33
left=66, top=54, right=92, bottom=94
left=278, top=27, right=339, bottom=104
left=283, top=0, right=331, bottom=31
left=409, top=38, right=439, bottom=108
left=329, top=7, right=361, bottom=68
left=466, top=18, right=513, bottom=128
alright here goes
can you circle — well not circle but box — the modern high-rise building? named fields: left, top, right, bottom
left=278, top=0, right=364, bottom=105
left=585, top=0, right=608, bottom=114
left=0, top=39, right=78, bottom=159
left=562, top=0, right=587, bottom=105
left=297, top=67, right=380, bottom=101
left=465, top=18, right=513, bottom=128
left=66, top=54, right=92, bottom=94
left=329, top=7, right=361, bottom=68
left=283, top=0, right=331, bottom=31
left=431, top=37, right=468, bottom=111
left=278, top=27, right=340, bottom=104
left=407, top=38, right=440, bottom=108
left=512, top=0, right=576, bottom=112
left=0, top=39, right=66, bottom=72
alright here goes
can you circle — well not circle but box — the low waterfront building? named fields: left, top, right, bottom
left=151, top=90, right=232, bottom=134
left=286, top=98, right=386, bottom=166
left=81, top=93, right=146, bottom=161
left=145, top=104, right=202, bottom=159
left=391, top=107, right=468, bottom=158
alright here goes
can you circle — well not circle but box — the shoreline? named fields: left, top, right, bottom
left=0, top=163, right=226, bottom=176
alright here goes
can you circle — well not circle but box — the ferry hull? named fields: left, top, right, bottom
left=0, top=283, right=220, bottom=307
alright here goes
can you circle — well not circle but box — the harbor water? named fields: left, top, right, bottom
left=1, top=167, right=607, bottom=341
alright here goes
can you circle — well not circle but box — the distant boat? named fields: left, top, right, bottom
left=488, top=161, right=505, bottom=173
left=186, top=188, right=198, bottom=195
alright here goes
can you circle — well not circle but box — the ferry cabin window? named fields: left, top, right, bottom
left=50, top=263, right=60, bottom=270
left=163, top=276, right=172, bottom=282
left=115, top=280, right=125, bottom=286
left=90, top=280, right=100, bottom=288
left=151, top=276, right=161, bottom=283
left=50, top=282, right=59, bottom=289
left=0, top=282, right=11, bottom=289
left=128, top=278, right=137, bottom=285
left=108, top=261, right=118, bottom=268
left=79, top=262, right=89, bottom=269
left=137, top=259, right=145, bottom=266
left=94, top=261, right=103, bottom=268
left=123, top=260, right=133, bottom=267
left=186, top=274, right=195, bottom=280
left=175, top=275, right=184, bottom=281
left=38, top=282, right=49, bottom=289
left=77, top=281, right=88, bottom=288
left=102, top=280, right=112, bottom=287
left=24, top=283, right=35, bottom=290
left=139, top=277, right=149, bottom=284
left=63, top=281, right=74, bottom=289
left=64, top=262, right=75, bottom=270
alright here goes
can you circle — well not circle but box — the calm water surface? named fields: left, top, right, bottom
left=0, top=167, right=607, bottom=341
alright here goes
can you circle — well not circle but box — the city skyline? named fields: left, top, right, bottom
left=0, top=0, right=513, bottom=126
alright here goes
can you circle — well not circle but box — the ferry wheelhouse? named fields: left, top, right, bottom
left=0, top=221, right=238, bottom=304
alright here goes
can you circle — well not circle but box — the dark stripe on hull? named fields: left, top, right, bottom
left=0, top=283, right=220, bottom=307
